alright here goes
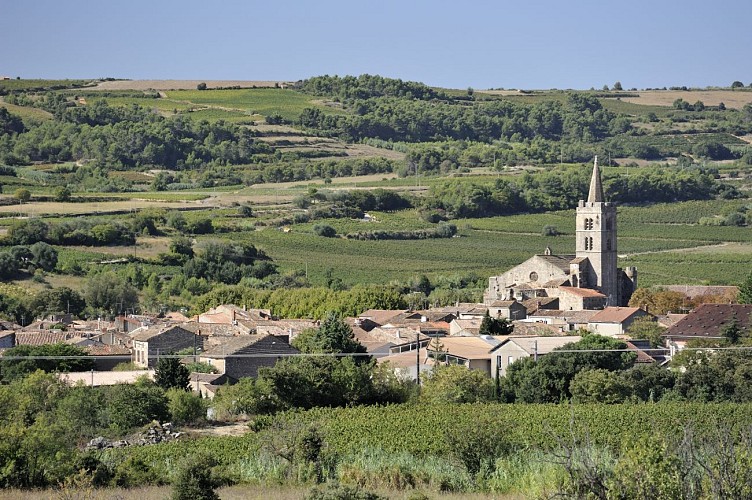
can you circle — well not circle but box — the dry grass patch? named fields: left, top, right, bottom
left=0, top=200, right=201, bottom=216
left=623, top=90, right=752, bottom=109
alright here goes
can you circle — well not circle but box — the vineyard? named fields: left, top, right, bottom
left=97, top=402, right=752, bottom=495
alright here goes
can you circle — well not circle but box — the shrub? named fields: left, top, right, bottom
left=542, top=225, right=559, bottom=236
left=313, top=224, right=337, bottom=238
left=171, top=453, right=220, bottom=500
left=166, top=388, right=207, bottom=426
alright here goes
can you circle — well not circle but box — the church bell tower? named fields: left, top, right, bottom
left=576, top=157, right=619, bottom=304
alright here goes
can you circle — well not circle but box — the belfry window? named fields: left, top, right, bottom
left=584, top=218, right=594, bottom=230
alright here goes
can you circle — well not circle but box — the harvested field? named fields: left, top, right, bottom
left=92, top=80, right=293, bottom=91
left=622, top=90, right=752, bottom=109
left=0, top=200, right=201, bottom=215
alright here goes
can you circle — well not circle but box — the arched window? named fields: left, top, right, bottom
left=584, top=238, right=590, bottom=250
left=607, top=239, right=612, bottom=251
left=584, top=218, right=594, bottom=230
left=605, top=218, right=612, bottom=230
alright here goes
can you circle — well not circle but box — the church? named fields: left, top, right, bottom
left=483, top=158, right=637, bottom=311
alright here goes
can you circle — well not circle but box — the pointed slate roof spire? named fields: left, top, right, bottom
left=588, top=156, right=604, bottom=203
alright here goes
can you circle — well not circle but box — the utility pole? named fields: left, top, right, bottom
left=416, top=332, right=421, bottom=389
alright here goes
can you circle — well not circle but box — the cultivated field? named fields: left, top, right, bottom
left=622, top=89, right=752, bottom=109
left=91, top=80, right=292, bottom=91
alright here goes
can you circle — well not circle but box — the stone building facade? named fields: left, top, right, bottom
left=484, top=158, right=637, bottom=310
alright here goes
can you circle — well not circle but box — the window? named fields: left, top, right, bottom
left=584, top=218, right=594, bottom=230
left=507, top=356, right=514, bottom=366
left=529, top=272, right=539, bottom=282
left=607, top=239, right=612, bottom=250
left=605, top=218, right=612, bottom=230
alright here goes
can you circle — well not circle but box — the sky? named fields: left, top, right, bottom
left=2, top=0, right=751, bottom=90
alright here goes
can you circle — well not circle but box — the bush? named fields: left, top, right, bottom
left=166, top=388, right=207, bottom=426
left=313, top=224, right=337, bottom=238
left=542, top=225, right=559, bottom=236
left=171, top=453, right=220, bottom=500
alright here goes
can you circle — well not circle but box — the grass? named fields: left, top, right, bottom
left=0, top=78, right=95, bottom=92
left=0, top=99, right=53, bottom=122
left=164, top=88, right=349, bottom=122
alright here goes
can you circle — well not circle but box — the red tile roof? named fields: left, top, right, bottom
left=559, top=287, right=607, bottom=298
left=589, top=307, right=645, bottom=324
left=664, top=304, right=752, bottom=339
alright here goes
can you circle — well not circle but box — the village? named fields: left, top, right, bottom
left=2, top=161, right=748, bottom=397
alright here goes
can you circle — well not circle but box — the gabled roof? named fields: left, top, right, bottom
left=358, top=309, right=409, bottom=326
left=589, top=307, right=645, bottom=324
left=664, top=304, right=752, bottom=339
left=433, top=336, right=499, bottom=360
left=15, top=331, right=71, bottom=345
left=534, top=254, right=576, bottom=272
left=558, top=287, right=607, bottom=298
left=131, top=325, right=193, bottom=342
left=493, top=336, right=582, bottom=355
left=201, top=334, right=298, bottom=358
left=522, top=297, right=559, bottom=313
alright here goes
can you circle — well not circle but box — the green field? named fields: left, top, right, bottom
left=164, top=88, right=348, bottom=122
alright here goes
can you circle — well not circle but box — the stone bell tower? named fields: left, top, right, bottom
left=576, top=157, right=619, bottom=305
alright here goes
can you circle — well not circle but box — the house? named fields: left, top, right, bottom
left=525, top=309, right=599, bottom=332
left=199, top=334, right=299, bottom=379
left=114, top=315, right=148, bottom=333
left=554, top=287, right=608, bottom=311
left=488, top=300, right=527, bottom=320
left=428, top=336, right=501, bottom=376
left=376, top=346, right=433, bottom=382
left=196, top=304, right=274, bottom=333
left=449, top=318, right=483, bottom=336
left=587, top=307, right=649, bottom=336
left=663, top=304, right=752, bottom=351
left=83, top=343, right=132, bottom=370
left=15, top=330, right=72, bottom=345
left=490, top=336, right=582, bottom=376
left=351, top=324, right=429, bottom=356
left=0, top=330, right=15, bottom=348
left=522, top=297, right=560, bottom=315
left=131, top=325, right=199, bottom=368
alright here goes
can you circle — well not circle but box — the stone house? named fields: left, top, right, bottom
left=199, top=334, right=299, bottom=379
left=131, top=325, right=198, bottom=368
left=587, top=307, right=649, bottom=336
left=490, top=336, right=583, bottom=377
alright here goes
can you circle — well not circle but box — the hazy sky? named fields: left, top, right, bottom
left=2, top=0, right=751, bottom=90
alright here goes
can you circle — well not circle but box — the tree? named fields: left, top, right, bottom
left=1, top=344, right=94, bottom=382
left=30, top=286, right=86, bottom=318
left=196, top=82, right=208, bottom=91
left=104, top=380, right=169, bottom=432
left=14, top=188, right=30, bottom=203
left=166, top=388, right=207, bottom=425
left=722, top=317, right=742, bottom=344
left=626, top=316, right=666, bottom=348
left=312, top=223, right=337, bottom=237
left=569, top=368, right=631, bottom=403
left=29, top=242, right=57, bottom=271
left=613, top=81, right=623, bottom=91
left=738, top=272, right=752, bottom=304
left=479, top=311, right=514, bottom=336
left=53, top=186, right=72, bottom=202
left=501, top=334, right=636, bottom=403
left=731, top=81, right=745, bottom=89
left=84, top=271, right=139, bottom=316
left=155, top=358, right=190, bottom=391
left=421, top=365, right=495, bottom=403
left=293, top=312, right=367, bottom=355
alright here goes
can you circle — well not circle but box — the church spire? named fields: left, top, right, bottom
left=588, top=156, right=604, bottom=203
